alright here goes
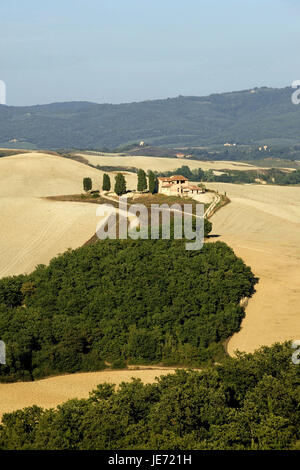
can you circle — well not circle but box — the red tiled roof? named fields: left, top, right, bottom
left=158, top=175, right=188, bottom=182
left=183, top=185, right=203, bottom=191
left=170, top=175, right=188, bottom=181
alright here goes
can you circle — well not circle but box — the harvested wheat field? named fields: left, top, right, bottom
left=0, top=152, right=137, bottom=197
left=0, top=152, right=136, bottom=277
left=206, top=182, right=300, bottom=355
left=77, top=153, right=263, bottom=173
left=0, top=369, right=176, bottom=419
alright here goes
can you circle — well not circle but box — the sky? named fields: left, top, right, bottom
left=0, top=0, right=299, bottom=106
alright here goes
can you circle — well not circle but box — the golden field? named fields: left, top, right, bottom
left=0, top=369, right=176, bottom=419
left=0, top=151, right=299, bottom=416
left=0, top=152, right=137, bottom=277
left=77, top=153, right=264, bottom=172
left=206, top=182, right=300, bottom=355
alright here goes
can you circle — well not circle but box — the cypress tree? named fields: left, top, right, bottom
left=102, top=173, right=111, bottom=191
left=148, top=170, right=157, bottom=194
left=83, top=177, right=92, bottom=192
left=137, top=169, right=147, bottom=192
left=114, top=173, right=127, bottom=196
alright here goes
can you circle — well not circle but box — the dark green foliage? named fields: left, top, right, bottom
left=137, top=169, right=147, bottom=192
left=204, top=219, right=212, bottom=237
left=188, top=144, right=300, bottom=163
left=95, top=166, right=138, bottom=173
left=0, top=239, right=256, bottom=381
left=1, top=87, right=300, bottom=149
left=102, top=173, right=111, bottom=191
left=0, top=275, right=25, bottom=308
left=274, top=168, right=300, bottom=185
left=83, top=177, right=92, bottom=192
left=114, top=173, right=127, bottom=195
left=111, top=358, right=127, bottom=369
left=0, top=343, right=298, bottom=450
left=158, top=164, right=300, bottom=186
left=148, top=170, right=157, bottom=194
left=21, top=281, right=36, bottom=299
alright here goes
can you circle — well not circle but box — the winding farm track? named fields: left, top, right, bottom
left=206, top=182, right=300, bottom=355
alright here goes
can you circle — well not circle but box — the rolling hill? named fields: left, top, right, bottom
left=0, top=152, right=136, bottom=278
left=0, top=86, right=300, bottom=150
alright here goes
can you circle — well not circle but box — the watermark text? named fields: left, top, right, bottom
left=0, top=81, right=6, bottom=105
left=96, top=197, right=204, bottom=251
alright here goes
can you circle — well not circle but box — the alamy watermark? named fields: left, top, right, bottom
left=0, top=80, right=6, bottom=105
left=0, top=340, right=5, bottom=365
left=291, top=80, right=300, bottom=105
left=96, top=197, right=204, bottom=251
left=292, top=340, right=300, bottom=365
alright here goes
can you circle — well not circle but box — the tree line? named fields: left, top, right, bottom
left=1, top=87, right=300, bottom=149
left=0, top=239, right=256, bottom=382
left=158, top=165, right=300, bottom=186
left=83, top=169, right=158, bottom=195
left=188, top=144, right=300, bottom=162
left=0, top=343, right=298, bottom=450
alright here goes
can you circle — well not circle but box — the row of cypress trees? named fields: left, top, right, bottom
left=83, top=170, right=158, bottom=196
left=138, top=169, right=157, bottom=193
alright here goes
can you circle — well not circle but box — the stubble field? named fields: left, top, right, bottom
left=206, top=182, right=300, bottom=355
left=0, top=369, right=176, bottom=419
left=77, top=153, right=263, bottom=172
left=0, top=151, right=299, bottom=417
left=0, top=152, right=137, bottom=277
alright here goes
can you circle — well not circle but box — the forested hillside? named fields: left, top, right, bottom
left=158, top=164, right=300, bottom=185
left=0, top=240, right=256, bottom=381
left=0, top=343, right=298, bottom=450
left=0, top=87, right=299, bottom=149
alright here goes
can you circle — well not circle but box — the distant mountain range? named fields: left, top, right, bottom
left=0, top=86, right=299, bottom=150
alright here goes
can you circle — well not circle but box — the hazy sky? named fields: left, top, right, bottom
left=1, top=0, right=299, bottom=106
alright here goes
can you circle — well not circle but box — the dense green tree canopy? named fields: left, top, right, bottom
left=102, top=173, right=111, bottom=191
left=0, top=343, right=298, bottom=450
left=83, top=177, right=92, bottom=192
left=158, top=165, right=300, bottom=186
left=114, top=173, right=127, bottom=195
left=1, top=87, right=300, bottom=149
left=137, top=169, right=147, bottom=192
left=0, top=239, right=256, bottom=382
left=148, top=170, right=157, bottom=194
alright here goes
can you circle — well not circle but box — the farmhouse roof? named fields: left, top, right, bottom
left=185, top=184, right=201, bottom=190
left=158, top=175, right=188, bottom=182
